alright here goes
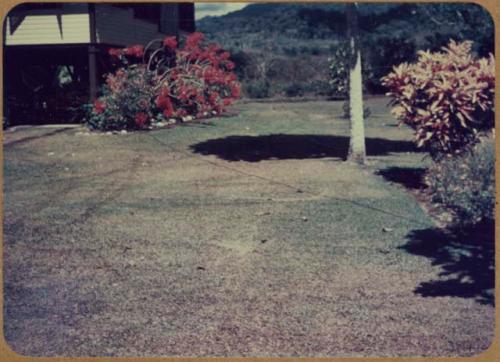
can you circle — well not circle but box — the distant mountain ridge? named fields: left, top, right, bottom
left=197, top=3, right=406, bottom=41
left=196, top=3, right=494, bottom=98
left=197, top=3, right=492, bottom=54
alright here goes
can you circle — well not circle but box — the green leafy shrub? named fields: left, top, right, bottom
left=306, top=80, right=334, bottom=97
left=382, top=40, right=495, bottom=158
left=86, top=66, right=157, bottom=131
left=425, top=137, right=495, bottom=225
left=228, top=51, right=261, bottom=81
left=283, top=47, right=298, bottom=56
left=284, top=83, right=305, bottom=97
left=328, top=45, right=349, bottom=99
left=244, top=80, right=270, bottom=98
left=365, top=36, right=416, bottom=93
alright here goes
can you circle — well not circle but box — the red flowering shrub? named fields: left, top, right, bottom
left=381, top=40, right=495, bottom=157
left=148, top=32, right=240, bottom=120
left=86, top=66, right=156, bottom=130
left=86, top=32, right=240, bottom=131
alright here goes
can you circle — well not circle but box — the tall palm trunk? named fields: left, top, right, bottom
left=346, top=3, right=366, bottom=164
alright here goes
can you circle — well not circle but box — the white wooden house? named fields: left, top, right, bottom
left=3, top=3, right=195, bottom=124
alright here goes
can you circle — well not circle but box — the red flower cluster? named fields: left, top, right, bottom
left=185, top=32, right=204, bottom=49
left=108, top=45, right=144, bottom=59
left=163, top=36, right=177, bottom=50
left=108, top=48, right=122, bottom=58
left=123, top=45, right=144, bottom=58
left=93, top=99, right=106, bottom=114
left=156, top=88, right=175, bottom=117
left=134, top=112, right=149, bottom=127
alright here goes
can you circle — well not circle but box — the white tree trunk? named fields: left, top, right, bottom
left=346, top=3, right=366, bottom=164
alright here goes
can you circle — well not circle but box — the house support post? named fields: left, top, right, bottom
left=88, top=45, right=98, bottom=102
left=88, top=3, right=98, bottom=102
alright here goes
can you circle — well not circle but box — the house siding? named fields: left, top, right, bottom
left=5, top=4, right=90, bottom=45
left=95, top=4, right=173, bottom=46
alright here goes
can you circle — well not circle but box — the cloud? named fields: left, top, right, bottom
left=195, top=4, right=228, bottom=12
left=195, top=3, right=250, bottom=20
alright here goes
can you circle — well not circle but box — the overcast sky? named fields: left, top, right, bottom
left=195, top=3, right=250, bottom=20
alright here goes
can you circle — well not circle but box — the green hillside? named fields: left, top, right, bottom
left=197, top=3, right=494, bottom=98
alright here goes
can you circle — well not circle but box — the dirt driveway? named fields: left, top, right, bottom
left=3, top=98, right=494, bottom=356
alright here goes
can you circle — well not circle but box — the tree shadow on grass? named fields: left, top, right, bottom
left=400, top=219, right=495, bottom=306
left=190, top=134, right=421, bottom=162
left=377, top=167, right=427, bottom=190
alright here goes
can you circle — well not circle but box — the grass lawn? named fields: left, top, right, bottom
left=3, top=97, right=494, bottom=356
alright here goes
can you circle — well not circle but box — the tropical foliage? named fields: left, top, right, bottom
left=381, top=40, right=495, bottom=157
